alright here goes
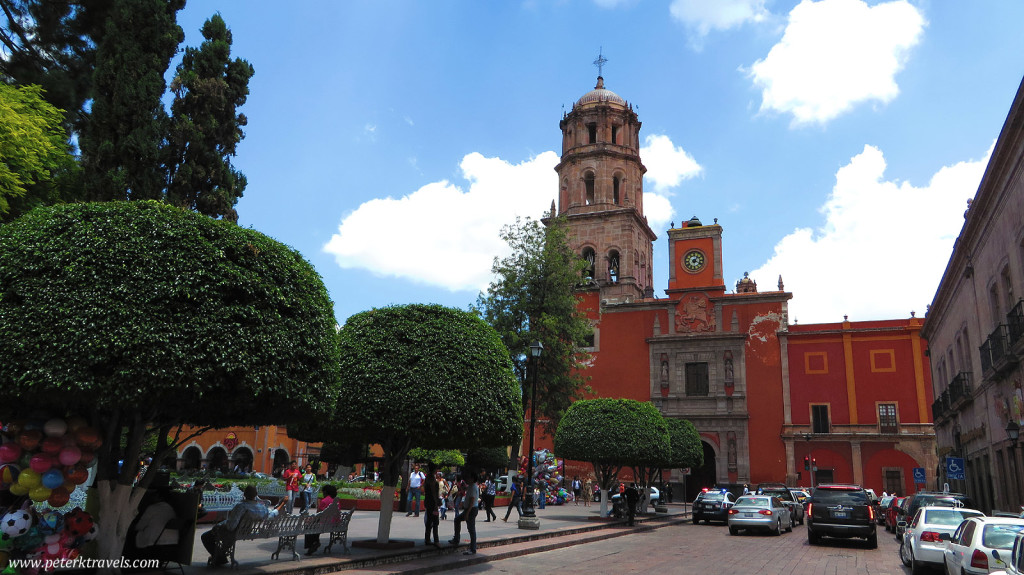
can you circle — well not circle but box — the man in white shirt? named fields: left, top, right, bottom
left=201, top=485, right=283, bottom=565
left=407, top=464, right=426, bottom=517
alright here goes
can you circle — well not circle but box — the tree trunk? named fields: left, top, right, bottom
left=377, top=485, right=396, bottom=544
left=93, top=480, right=146, bottom=573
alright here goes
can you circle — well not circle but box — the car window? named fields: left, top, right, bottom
left=952, top=522, right=967, bottom=545
left=812, top=489, right=868, bottom=504
left=924, top=509, right=984, bottom=526
left=983, top=524, right=1024, bottom=550
left=962, top=520, right=978, bottom=546
left=910, top=509, right=923, bottom=529
left=703, top=492, right=726, bottom=501
left=736, top=496, right=768, bottom=507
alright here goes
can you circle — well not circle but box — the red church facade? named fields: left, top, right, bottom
left=535, top=75, right=936, bottom=499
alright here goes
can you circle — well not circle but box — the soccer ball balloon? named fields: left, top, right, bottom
left=0, top=510, right=33, bottom=538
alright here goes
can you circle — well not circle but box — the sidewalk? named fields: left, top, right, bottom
left=179, top=502, right=691, bottom=575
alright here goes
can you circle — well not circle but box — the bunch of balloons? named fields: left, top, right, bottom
left=0, top=416, right=99, bottom=508
left=0, top=416, right=102, bottom=573
left=518, top=449, right=566, bottom=504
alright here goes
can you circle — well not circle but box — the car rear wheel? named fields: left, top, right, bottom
left=729, top=526, right=739, bottom=536
left=808, top=530, right=820, bottom=545
left=899, top=542, right=911, bottom=567
left=773, top=519, right=782, bottom=536
left=692, top=517, right=699, bottom=525
left=910, top=548, right=926, bottom=575
left=867, top=532, right=877, bottom=549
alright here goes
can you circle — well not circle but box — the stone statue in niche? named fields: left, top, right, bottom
left=727, top=432, right=738, bottom=473
left=660, top=354, right=669, bottom=383
left=724, top=352, right=734, bottom=383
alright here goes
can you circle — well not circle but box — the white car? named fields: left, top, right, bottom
left=900, top=505, right=984, bottom=575
left=944, top=516, right=1024, bottom=574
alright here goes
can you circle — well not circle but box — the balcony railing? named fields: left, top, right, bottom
left=948, top=371, right=973, bottom=403
left=980, top=324, right=1012, bottom=373
left=1009, top=299, right=1024, bottom=345
left=932, top=390, right=950, bottom=421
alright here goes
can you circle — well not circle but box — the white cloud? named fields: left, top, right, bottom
left=324, top=137, right=697, bottom=291
left=640, top=134, right=702, bottom=229
left=670, top=0, right=769, bottom=36
left=323, top=152, right=559, bottom=292
left=747, top=0, right=925, bottom=126
left=748, top=144, right=991, bottom=324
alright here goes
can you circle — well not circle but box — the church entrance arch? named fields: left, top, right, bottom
left=685, top=441, right=717, bottom=501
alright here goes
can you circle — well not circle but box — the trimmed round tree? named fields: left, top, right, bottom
left=666, top=417, right=703, bottom=473
left=0, top=201, right=340, bottom=560
left=314, top=304, right=522, bottom=544
left=554, top=398, right=670, bottom=517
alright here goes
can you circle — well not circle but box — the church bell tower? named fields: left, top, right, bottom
left=554, top=69, right=657, bottom=304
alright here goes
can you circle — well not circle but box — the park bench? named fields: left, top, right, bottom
left=216, top=501, right=353, bottom=568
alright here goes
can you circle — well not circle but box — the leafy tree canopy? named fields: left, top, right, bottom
left=0, top=201, right=340, bottom=429
left=408, top=448, right=464, bottom=468
left=464, top=446, right=510, bottom=472
left=0, top=83, right=78, bottom=220
left=665, top=417, right=703, bottom=471
left=475, top=216, right=592, bottom=434
left=555, top=398, right=669, bottom=496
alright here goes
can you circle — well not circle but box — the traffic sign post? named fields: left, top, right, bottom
left=945, top=457, right=965, bottom=481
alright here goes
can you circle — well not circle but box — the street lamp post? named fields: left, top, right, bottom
left=519, top=341, right=543, bottom=530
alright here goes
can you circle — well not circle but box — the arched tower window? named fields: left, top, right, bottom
left=581, top=247, right=596, bottom=279
left=608, top=250, right=620, bottom=283
left=613, top=176, right=620, bottom=204
left=584, top=172, right=595, bottom=205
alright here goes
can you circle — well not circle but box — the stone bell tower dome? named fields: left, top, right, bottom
left=553, top=73, right=657, bottom=304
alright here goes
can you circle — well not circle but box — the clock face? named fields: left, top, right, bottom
left=683, top=250, right=706, bottom=273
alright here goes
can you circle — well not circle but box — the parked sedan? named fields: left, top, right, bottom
left=728, top=495, right=793, bottom=536
left=899, top=506, right=985, bottom=575
left=944, top=516, right=1024, bottom=575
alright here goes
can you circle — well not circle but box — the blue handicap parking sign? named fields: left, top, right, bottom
left=946, top=457, right=965, bottom=480
left=912, top=467, right=926, bottom=484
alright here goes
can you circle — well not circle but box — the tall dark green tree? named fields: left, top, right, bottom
left=166, top=13, right=253, bottom=222
left=81, top=0, right=183, bottom=202
left=0, top=0, right=113, bottom=138
left=475, top=216, right=592, bottom=441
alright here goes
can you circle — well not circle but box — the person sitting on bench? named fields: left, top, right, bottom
left=201, top=485, right=284, bottom=566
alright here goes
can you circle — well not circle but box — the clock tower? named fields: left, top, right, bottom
left=553, top=75, right=657, bottom=304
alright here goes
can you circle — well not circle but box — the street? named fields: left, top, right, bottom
left=444, top=520, right=910, bottom=575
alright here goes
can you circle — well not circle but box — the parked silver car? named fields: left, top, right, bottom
left=728, top=495, right=793, bottom=536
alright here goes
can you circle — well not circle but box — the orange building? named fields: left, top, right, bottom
left=172, top=426, right=322, bottom=476
left=534, top=75, right=935, bottom=500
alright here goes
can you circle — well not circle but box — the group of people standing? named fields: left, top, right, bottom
left=281, top=460, right=319, bottom=514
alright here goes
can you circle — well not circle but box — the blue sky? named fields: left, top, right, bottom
left=177, top=0, right=1024, bottom=325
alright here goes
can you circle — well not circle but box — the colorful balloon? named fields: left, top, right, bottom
left=29, top=453, right=53, bottom=473
left=77, top=450, right=95, bottom=468
left=57, top=446, right=81, bottom=467
left=29, top=485, right=51, bottom=502
left=16, top=430, right=42, bottom=451
left=0, top=443, right=20, bottom=464
left=40, top=437, right=63, bottom=455
left=64, top=416, right=87, bottom=433
left=17, top=468, right=41, bottom=488
left=41, top=469, right=64, bottom=490
left=73, top=428, right=101, bottom=450
left=42, top=419, right=67, bottom=438
left=0, top=464, right=18, bottom=488
left=46, top=487, right=70, bottom=508
left=64, top=465, right=88, bottom=485
left=8, top=483, right=28, bottom=496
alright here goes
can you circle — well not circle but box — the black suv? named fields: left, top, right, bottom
left=756, top=483, right=805, bottom=525
left=893, top=491, right=975, bottom=539
left=806, top=484, right=877, bottom=548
